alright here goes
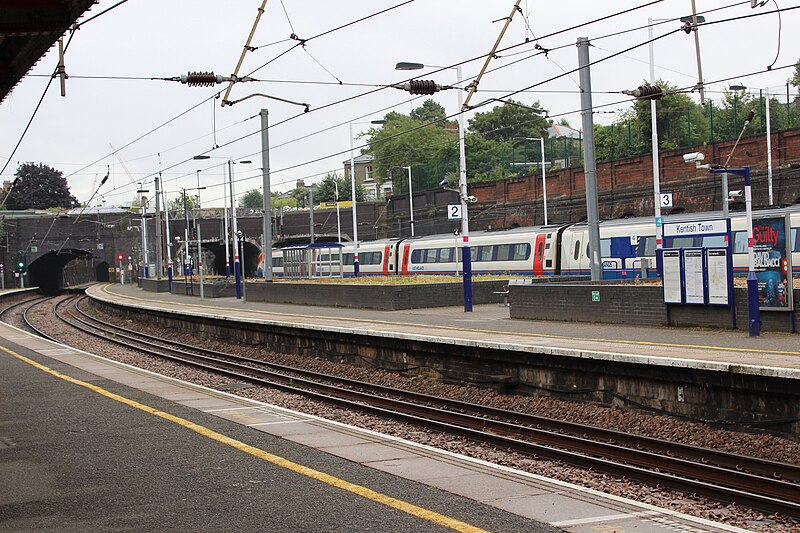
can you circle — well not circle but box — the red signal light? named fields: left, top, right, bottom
left=117, top=254, right=124, bottom=261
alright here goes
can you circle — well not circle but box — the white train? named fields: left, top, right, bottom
left=257, top=206, right=800, bottom=279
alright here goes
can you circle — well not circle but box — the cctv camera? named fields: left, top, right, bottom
left=682, top=152, right=705, bottom=163
left=439, top=178, right=449, bottom=187
left=728, top=190, right=743, bottom=198
left=466, top=195, right=478, bottom=203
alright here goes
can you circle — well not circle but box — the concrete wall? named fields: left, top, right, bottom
left=509, top=281, right=799, bottom=332
left=138, top=278, right=509, bottom=310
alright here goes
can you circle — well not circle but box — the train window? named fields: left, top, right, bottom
left=479, top=246, right=494, bottom=262
left=792, top=227, right=799, bottom=253
left=514, top=243, right=530, bottom=260
left=343, top=253, right=354, bottom=265
left=589, top=239, right=612, bottom=258
left=732, top=231, right=748, bottom=254
left=496, top=244, right=511, bottom=261
left=702, top=235, right=726, bottom=247
left=410, top=250, right=421, bottom=263
left=670, top=236, right=695, bottom=248
left=272, top=257, right=283, bottom=267
left=573, top=240, right=581, bottom=260
left=424, top=248, right=438, bottom=263
left=638, top=236, right=656, bottom=257
left=440, top=247, right=455, bottom=262
left=535, top=242, right=544, bottom=262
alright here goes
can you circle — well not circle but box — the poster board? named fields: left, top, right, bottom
left=752, top=215, right=794, bottom=311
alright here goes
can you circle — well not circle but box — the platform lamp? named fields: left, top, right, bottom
left=136, top=183, right=150, bottom=279
left=348, top=119, right=386, bottom=277
left=193, top=155, right=251, bottom=299
left=395, top=60, right=474, bottom=311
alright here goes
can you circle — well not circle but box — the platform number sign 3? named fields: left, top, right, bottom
left=447, top=204, right=463, bottom=220
left=660, top=192, right=673, bottom=208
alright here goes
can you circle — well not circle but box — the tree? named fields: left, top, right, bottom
left=167, top=193, right=198, bottom=213
left=409, top=99, right=447, bottom=124
left=240, top=189, right=263, bottom=209
left=368, top=112, right=458, bottom=193
left=467, top=99, right=550, bottom=143
left=314, top=172, right=365, bottom=203
left=7, top=162, right=77, bottom=209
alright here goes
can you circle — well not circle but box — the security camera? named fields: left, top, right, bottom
left=728, top=190, right=743, bottom=198
left=682, top=152, right=705, bottom=163
left=465, top=195, right=478, bottom=203
left=439, top=178, right=449, bottom=187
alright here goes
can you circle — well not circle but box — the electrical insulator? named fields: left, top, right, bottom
left=635, top=85, right=663, bottom=100
left=180, top=71, right=225, bottom=87
left=407, top=80, right=438, bottom=95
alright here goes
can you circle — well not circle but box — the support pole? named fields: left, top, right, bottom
left=648, top=19, right=662, bottom=273
left=765, top=87, right=773, bottom=205
left=229, top=159, right=242, bottom=299
left=163, top=189, right=173, bottom=291
left=457, top=64, right=473, bottom=312
left=743, top=167, right=760, bottom=337
left=260, top=109, right=273, bottom=282
left=349, top=122, right=360, bottom=277
left=577, top=37, right=603, bottom=281
left=154, top=174, right=162, bottom=279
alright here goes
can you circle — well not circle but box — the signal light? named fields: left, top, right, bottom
left=117, top=254, right=124, bottom=261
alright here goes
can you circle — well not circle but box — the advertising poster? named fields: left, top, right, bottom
left=752, top=215, right=793, bottom=311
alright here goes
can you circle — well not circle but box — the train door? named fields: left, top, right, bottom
left=383, top=245, right=391, bottom=275
left=400, top=243, right=411, bottom=275
left=532, top=233, right=546, bottom=276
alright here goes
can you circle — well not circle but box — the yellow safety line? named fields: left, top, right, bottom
left=1, top=345, right=489, bottom=533
left=100, top=284, right=800, bottom=357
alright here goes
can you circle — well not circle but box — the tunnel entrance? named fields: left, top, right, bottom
left=203, top=240, right=261, bottom=278
left=95, top=261, right=110, bottom=282
left=28, top=249, right=96, bottom=294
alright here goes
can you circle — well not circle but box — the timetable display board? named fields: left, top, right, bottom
left=683, top=249, right=705, bottom=304
left=662, top=250, right=682, bottom=304
left=660, top=218, right=733, bottom=307
left=706, top=248, right=731, bottom=305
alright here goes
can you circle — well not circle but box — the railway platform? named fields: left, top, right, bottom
left=92, top=282, right=800, bottom=376
left=0, top=286, right=763, bottom=532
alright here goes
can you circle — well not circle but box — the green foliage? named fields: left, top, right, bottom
left=467, top=98, right=549, bottom=142
left=168, top=193, right=198, bottom=213
left=368, top=112, right=458, bottom=193
left=272, top=196, right=297, bottom=210
left=314, top=172, right=364, bottom=203
left=7, top=162, right=77, bottom=209
left=240, top=189, right=263, bottom=209
left=409, top=99, right=447, bottom=124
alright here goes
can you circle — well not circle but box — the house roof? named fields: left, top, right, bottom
left=547, top=123, right=582, bottom=139
left=342, top=153, right=374, bottom=165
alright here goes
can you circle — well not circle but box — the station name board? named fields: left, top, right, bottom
left=662, top=219, right=727, bottom=237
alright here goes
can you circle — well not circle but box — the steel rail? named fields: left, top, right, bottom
left=46, top=296, right=800, bottom=518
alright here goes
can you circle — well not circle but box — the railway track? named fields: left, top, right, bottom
left=18, top=294, right=800, bottom=519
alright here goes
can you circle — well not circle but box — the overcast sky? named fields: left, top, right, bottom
left=1, top=0, right=797, bottom=208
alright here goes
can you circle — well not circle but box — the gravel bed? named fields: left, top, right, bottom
left=11, top=296, right=800, bottom=532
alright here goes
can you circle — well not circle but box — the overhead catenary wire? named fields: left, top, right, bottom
left=24, top=0, right=779, bottom=208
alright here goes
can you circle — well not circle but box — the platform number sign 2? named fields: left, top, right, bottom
left=447, top=204, right=463, bottom=220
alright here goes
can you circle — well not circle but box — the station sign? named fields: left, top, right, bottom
left=447, top=204, right=462, bottom=220
left=660, top=192, right=673, bottom=208
left=662, top=219, right=727, bottom=237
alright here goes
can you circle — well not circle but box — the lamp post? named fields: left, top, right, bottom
left=395, top=60, right=472, bottom=310
left=514, top=137, right=547, bottom=225
left=136, top=183, right=150, bottom=279
left=348, top=119, right=386, bottom=277
left=729, top=84, right=773, bottom=205
left=404, top=166, right=415, bottom=236
left=334, top=179, right=341, bottom=243
left=193, top=155, right=251, bottom=298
